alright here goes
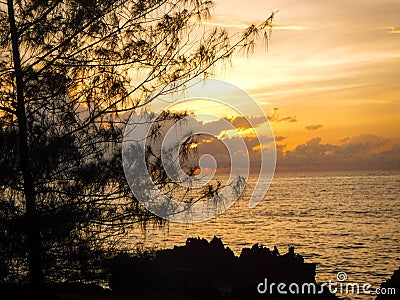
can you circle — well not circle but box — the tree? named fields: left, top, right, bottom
left=0, top=0, right=274, bottom=286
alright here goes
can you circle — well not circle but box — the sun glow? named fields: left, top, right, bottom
left=189, top=142, right=199, bottom=149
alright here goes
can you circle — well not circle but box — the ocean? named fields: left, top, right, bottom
left=128, top=170, right=400, bottom=300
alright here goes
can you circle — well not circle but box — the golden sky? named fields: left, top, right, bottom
left=210, top=0, right=399, bottom=141
left=202, top=0, right=400, bottom=170
left=147, top=0, right=399, bottom=171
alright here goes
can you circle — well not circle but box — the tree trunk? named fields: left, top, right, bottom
left=7, top=0, right=44, bottom=287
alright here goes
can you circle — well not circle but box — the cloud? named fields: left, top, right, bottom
left=202, top=20, right=247, bottom=29
left=182, top=132, right=400, bottom=173
left=277, top=135, right=399, bottom=171
left=387, top=26, right=400, bottom=34
left=183, top=133, right=277, bottom=172
left=224, top=116, right=267, bottom=130
left=278, top=116, right=297, bottom=123
left=149, top=110, right=399, bottom=172
left=275, top=136, right=286, bottom=142
left=305, top=124, right=323, bottom=131
left=344, top=134, right=389, bottom=151
left=201, top=14, right=309, bottom=31
left=268, top=108, right=297, bottom=123
left=274, top=25, right=310, bottom=31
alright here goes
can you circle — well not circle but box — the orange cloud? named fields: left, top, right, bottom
left=224, top=116, right=266, bottom=130
left=387, top=26, right=400, bottom=34
left=305, top=124, right=323, bottom=131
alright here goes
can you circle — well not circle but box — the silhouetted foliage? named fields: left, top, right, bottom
left=0, top=0, right=274, bottom=286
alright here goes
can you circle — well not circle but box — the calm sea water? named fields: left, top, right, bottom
left=128, top=170, right=400, bottom=300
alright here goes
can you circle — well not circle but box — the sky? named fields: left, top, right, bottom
left=188, top=0, right=400, bottom=171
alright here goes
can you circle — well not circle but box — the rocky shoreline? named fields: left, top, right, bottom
left=1, top=237, right=398, bottom=299
left=110, top=236, right=339, bottom=299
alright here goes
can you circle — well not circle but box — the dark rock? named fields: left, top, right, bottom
left=376, top=267, right=400, bottom=299
left=110, top=237, right=340, bottom=299
left=0, top=282, right=111, bottom=300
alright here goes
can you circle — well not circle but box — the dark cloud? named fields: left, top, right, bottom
left=278, top=116, right=297, bottom=123
left=305, top=124, right=323, bottom=131
left=345, top=134, right=389, bottom=151
left=174, top=115, right=269, bottom=138
left=275, top=136, right=286, bottom=142
left=277, top=135, right=399, bottom=171
left=268, top=108, right=297, bottom=123
left=185, top=135, right=272, bottom=172
left=224, top=116, right=267, bottom=130
left=184, top=133, right=400, bottom=173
